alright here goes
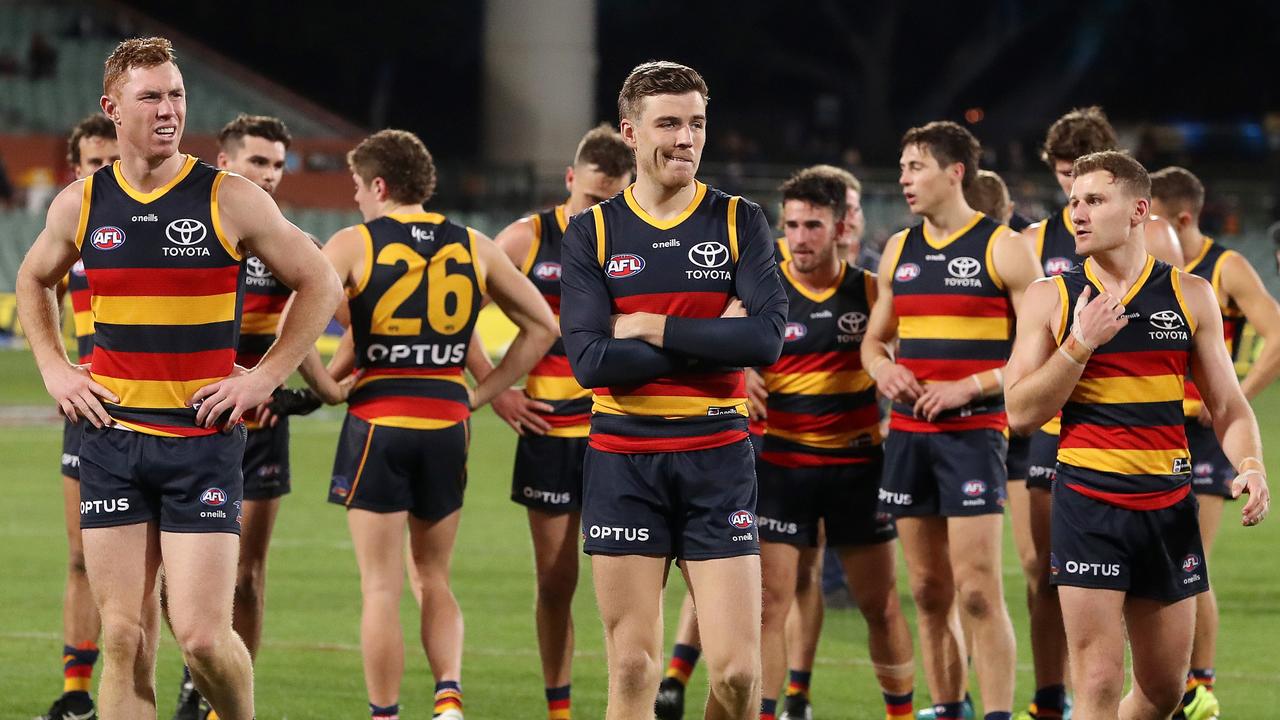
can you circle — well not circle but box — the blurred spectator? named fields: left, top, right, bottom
left=28, top=33, right=58, bottom=79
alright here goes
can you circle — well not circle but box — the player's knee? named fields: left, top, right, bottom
left=609, top=647, right=661, bottom=694
left=234, top=564, right=266, bottom=608
left=176, top=627, right=226, bottom=668
left=761, top=585, right=793, bottom=625
left=68, top=549, right=88, bottom=578
left=534, top=564, right=578, bottom=610
left=854, top=586, right=900, bottom=628
left=909, top=578, right=953, bottom=617
left=708, top=660, right=760, bottom=706
left=1075, top=663, right=1124, bottom=705
left=956, top=584, right=996, bottom=620
left=99, top=615, right=147, bottom=660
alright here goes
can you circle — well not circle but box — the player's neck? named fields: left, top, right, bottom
left=791, top=256, right=842, bottom=293
left=921, top=195, right=977, bottom=238
left=630, top=175, right=698, bottom=221
left=563, top=196, right=589, bottom=217
left=377, top=201, right=423, bottom=219
left=116, top=151, right=185, bottom=193
left=1087, top=239, right=1149, bottom=295
left=1177, top=227, right=1207, bottom=268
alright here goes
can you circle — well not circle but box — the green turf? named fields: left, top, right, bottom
left=2, top=347, right=1278, bottom=718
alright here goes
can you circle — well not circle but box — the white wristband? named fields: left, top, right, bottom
left=1057, top=345, right=1085, bottom=367
left=1071, top=325, right=1096, bottom=352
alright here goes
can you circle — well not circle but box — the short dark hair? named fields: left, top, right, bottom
left=965, top=169, right=1011, bottom=220
left=1042, top=106, right=1118, bottom=166
left=1150, top=166, right=1205, bottom=217
left=218, top=114, right=292, bottom=153
left=779, top=166, right=849, bottom=220
left=103, top=36, right=175, bottom=97
left=1072, top=150, right=1150, bottom=200
left=66, top=114, right=116, bottom=166
left=347, top=129, right=437, bottom=205
left=807, top=163, right=861, bottom=195
left=901, top=121, right=980, bottom=188
left=574, top=123, right=633, bottom=179
left=618, top=60, right=709, bottom=123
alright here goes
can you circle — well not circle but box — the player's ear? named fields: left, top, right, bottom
left=216, top=151, right=230, bottom=169
left=619, top=118, right=638, bottom=149
left=372, top=177, right=388, bottom=203
left=564, top=165, right=574, bottom=193
left=100, top=96, right=119, bottom=125
left=1132, top=197, right=1150, bottom=226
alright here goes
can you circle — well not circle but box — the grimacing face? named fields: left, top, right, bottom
left=103, top=62, right=185, bottom=163
left=622, top=91, right=706, bottom=191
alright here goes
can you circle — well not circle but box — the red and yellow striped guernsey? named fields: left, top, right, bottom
left=888, top=212, right=1012, bottom=432
left=1055, top=256, right=1196, bottom=510
left=63, top=260, right=94, bottom=363
left=582, top=182, right=750, bottom=453
left=518, top=204, right=590, bottom=437
left=346, top=212, right=484, bottom=430
left=76, top=155, right=242, bottom=437
left=1180, top=237, right=1246, bottom=418
left=760, top=260, right=880, bottom=467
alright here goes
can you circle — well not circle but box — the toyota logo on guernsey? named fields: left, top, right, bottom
left=946, top=256, right=982, bottom=287
left=1149, top=309, right=1189, bottom=341
left=784, top=322, right=807, bottom=342
left=606, top=253, right=645, bottom=278
left=837, top=311, right=867, bottom=337
left=245, top=256, right=271, bottom=279
left=687, top=241, right=731, bottom=280
left=90, top=226, right=126, bottom=251
left=165, top=218, right=211, bottom=257
left=200, top=488, right=227, bottom=506
left=533, top=261, right=562, bottom=281
left=894, top=263, right=920, bottom=282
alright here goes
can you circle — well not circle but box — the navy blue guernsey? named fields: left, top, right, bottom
left=1035, top=206, right=1080, bottom=278
left=559, top=182, right=787, bottom=453
left=346, top=212, right=483, bottom=431
left=1054, top=257, right=1196, bottom=510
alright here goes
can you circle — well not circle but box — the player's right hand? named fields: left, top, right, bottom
left=874, top=362, right=924, bottom=405
left=45, top=361, right=117, bottom=428
left=1233, top=468, right=1270, bottom=527
left=721, top=297, right=747, bottom=318
left=745, top=368, right=768, bottom=421
left=491, top=388, right=553, bottom=436
left=1071, top=285, right=1128, bottom=350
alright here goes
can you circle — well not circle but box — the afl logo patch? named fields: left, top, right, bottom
left=728, top=510, right=754, bottom=529
left=90, top=226, right=126, bottom=251
left=606, top=254, right=645, bottom=278
left=784, top=322, right=807, bottom=342
left=1044, top=257, right=1072, bottom=276
left=71, top=260, right=86, bottom=276
left=533, top=261, right=562, bottom=281
left=962, top=479, right=986, bottom=497
left=895, top=263, right=920, bottom=282
left=1182, top=554, right=1201, bottom=572
left=200, top=488, right=227, bottom=507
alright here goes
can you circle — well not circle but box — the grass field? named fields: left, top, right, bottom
left=2, top=348, right=1278, bottom=719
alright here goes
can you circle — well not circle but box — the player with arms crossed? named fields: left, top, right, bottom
left=1148, top=166, right=1280, bottom=720
left=469, top=123, right=632, bottom=720
left=1006, top=151, right=1269, bottom=720
left=316, top=129, right=556, bottom=720
left=560, top=61, right=786, bottom=720
left=16, top=37, right=341, bottom=720
left=862, top=121, right=1042, bottom=720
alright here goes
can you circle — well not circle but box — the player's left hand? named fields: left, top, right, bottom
left=491, top=388, right=554, bottom=436
left=1232, top=468, right=1270, bottom=526
left=611, top=312, right=665, bottom=344
left=189, top=365, right=277, bottom=430
left=912, top=379, right=979, bottom=422
left=745, top=368, right=768, bottom=421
